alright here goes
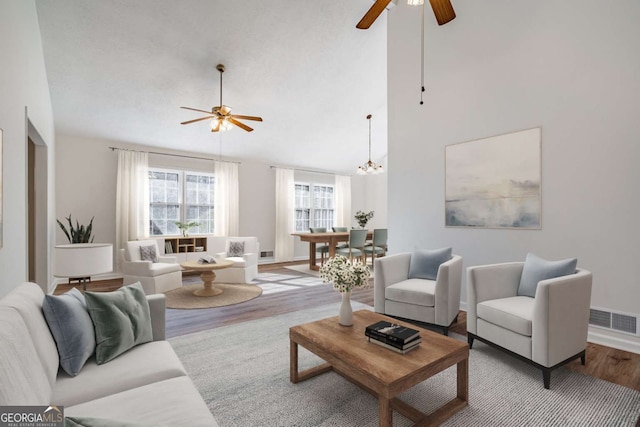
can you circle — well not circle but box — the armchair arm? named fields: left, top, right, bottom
left=532, top=268, right=592, bottom=367
left=373, top=253, right=411, bottom=313
left=434, top=255, right=463, bottom=326
left=466, top=262, right=524, bottom=334
left=216, top=252, right=228, bottom=260
left=146, top=294, right=166, bottom=341
left=122, top=260, right=153, bottom=276
left=158, top=255, right=177, bottom=264
left=243, top=252, right=259, bottom=266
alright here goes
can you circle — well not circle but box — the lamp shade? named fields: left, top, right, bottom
left=54, top=243, right=113, bottom=278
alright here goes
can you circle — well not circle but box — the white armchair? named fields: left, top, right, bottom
left=209, top=237, right=259, bottom=284
left=466, top=262, right=592, bottom=389
left=120, top=240, right=182, bottom=295
left=374, top=252, right=463, bottom=335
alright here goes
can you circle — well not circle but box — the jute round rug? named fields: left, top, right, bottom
left=164, top=283, right=262, bottom=309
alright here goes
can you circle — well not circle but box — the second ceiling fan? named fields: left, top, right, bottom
left=357, top=0, right=455, bottom=29
left=180, top=64, right=263, bottom=133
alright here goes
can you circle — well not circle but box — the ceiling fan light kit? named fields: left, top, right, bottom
left=357, top=114, right=384, bottom=176
left=180, top=64, right=263, bottom=133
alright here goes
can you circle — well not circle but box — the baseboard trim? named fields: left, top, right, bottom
left=588, top=330, right=640, bottom=354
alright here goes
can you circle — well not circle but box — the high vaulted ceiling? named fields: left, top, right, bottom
left=35, top=0, right=388, bottom=174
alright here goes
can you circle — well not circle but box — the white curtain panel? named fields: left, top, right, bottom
left=334, top=174, right=352, bottom=228
left=115, top=150, right=150, bottom=269
left=214, top=161, right=240, bottom=236
left=274, top=168, right=295, bottom=262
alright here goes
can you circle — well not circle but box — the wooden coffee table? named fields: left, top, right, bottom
left=289, top=310, right=469, bottom=427
left=179, top=259, right=234, bottom=297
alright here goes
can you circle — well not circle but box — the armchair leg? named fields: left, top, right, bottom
left=580, top=350, right=586, bottom=365
left=542, top=369, right=551, bottom=389
left=467, top=333, right=475, bottom=349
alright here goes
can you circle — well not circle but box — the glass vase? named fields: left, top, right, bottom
left=339, top=291, right=353, bottom=326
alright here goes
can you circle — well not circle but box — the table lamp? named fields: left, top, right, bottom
left=54, top=243, right=113, bottom=292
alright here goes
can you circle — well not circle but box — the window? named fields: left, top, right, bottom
left=149, top=168, right=215, bottom=236
left=294, top=183, right=334, bottom=232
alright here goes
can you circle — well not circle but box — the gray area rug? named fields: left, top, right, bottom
left=169, top=304, right=640, bottom=426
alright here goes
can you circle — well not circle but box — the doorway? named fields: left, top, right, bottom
left=27, top=120, right=49, bottom=290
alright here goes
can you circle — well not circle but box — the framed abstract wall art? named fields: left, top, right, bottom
left=445, top=127, right=541, bottom=229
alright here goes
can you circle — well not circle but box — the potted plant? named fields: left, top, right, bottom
left=319, top=255, right=371, bottom=326
left=174, top=221, right=200, bottom=237
left=354, top=210, right=374, bottom=228
left=57, top=214, right=95, bottom=243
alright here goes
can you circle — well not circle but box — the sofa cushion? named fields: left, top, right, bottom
left=408, top=247, right=452, bottom=280
left=65, top=416, right=155, bottom=427
left=518, top=252, right=577, bottom=298
left=85, top=283, right=153, bottom=364
left=0, top=307, right=52, bottom=405
left=1, top=282, right=60, bottom=386
left=65, top=377, right=219, bottom=427
left=226, top=256, right=247, bottom=268
left=477, top=296, right=534, bottom=336
left=385, top=279, right=436, bottom=307
left=139, top=245, right=159, bottom=263
left=52, top=341, right=187, bottom=407
left=147, top=262, right=182, bottom=277
left=42, top=288, right=95, bottom=376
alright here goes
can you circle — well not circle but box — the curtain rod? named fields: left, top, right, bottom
left=270, top=165, right=341, bottom=176
left=109, top=147, right=240, bottom=164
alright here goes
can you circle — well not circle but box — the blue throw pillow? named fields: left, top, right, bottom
left=408, top=247, right=452, bottom=280
left=518, top=253, right=578, bottom=297
left=42, top=288, right=96, bottom=376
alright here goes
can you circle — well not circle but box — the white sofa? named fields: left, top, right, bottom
left=0, top=282, right=218, bottom=426
left=207, top=236, right=260, bottom=284
left=121, top=239, right=183, bottom=294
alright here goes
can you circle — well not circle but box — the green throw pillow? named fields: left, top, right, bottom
left=84, top=282, right=153, bottom=364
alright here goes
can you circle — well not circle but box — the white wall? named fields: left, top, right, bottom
left=387, top=0, right=640, bottom=351
left=55, top=136, right=388, bottom=264
left=0, top=1, right=56, bottom=296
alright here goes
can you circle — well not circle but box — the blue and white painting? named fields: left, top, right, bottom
left=445, top=128, right=541, bottom=229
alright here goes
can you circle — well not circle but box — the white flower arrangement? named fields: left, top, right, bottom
left=319, top=255, right=371, bottom=293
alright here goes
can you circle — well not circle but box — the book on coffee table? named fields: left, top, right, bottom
left=365, top=320, right=420, bottom=345
left=368, top=334, right=422, bottom=350
left=368, top=336, right=421, bottom=354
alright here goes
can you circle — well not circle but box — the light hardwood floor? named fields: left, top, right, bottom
left=55, top=261, right=640, bottom=398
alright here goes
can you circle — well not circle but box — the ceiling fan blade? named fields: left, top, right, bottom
left=429, top=0, right=456, bottom=25
left=231, top=114, right=263, bottom=122
left=180, top=116, right=213, bottom=125
left=228, top=117, right=254, bottom=132
left=356, top=0, right=392, bottom=29
left=180, top=106, right=214, bottom=114
left=210, top=120, right=221, bottom=132
left=219, top=105, right=232, bottom=115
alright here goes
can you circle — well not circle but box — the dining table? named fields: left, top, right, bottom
left=291, top=230, right=373, bottom=271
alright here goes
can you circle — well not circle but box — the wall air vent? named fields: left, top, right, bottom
left=260, top=251, right=274, bottom=258
left=589, top=307, right=639, bottom=336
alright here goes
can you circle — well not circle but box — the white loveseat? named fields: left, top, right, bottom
left=0, top=282, right=217, bottom=426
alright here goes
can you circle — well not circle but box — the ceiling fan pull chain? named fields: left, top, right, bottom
left=420, top=1, right=425, bottom=105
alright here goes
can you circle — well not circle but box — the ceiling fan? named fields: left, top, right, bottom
left=356, top=0, right=455, bottom=29
left=180, top=64, right=263, bottom=133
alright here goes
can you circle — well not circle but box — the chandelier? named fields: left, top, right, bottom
left=356, top=114, right=384, bottom=175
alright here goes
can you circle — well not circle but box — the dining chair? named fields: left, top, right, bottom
left=364, top=228, right=388, bottom=265
left=331, top=226, right=349, bottom=249
left=310, top=227, right=330, bottom=265
left=336, top=229, right=368, bottom=264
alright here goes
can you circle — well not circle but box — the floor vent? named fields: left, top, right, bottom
left=260, top=251, right=274, bottom=258
left=589, top=307, right=639, bottom=336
